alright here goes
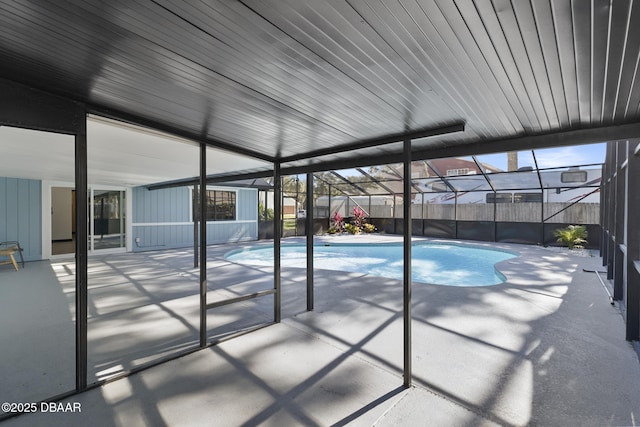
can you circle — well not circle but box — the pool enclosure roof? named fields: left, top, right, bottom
left=1, top=1, right=640, bottom=177
left=288, top=145, right=603, bottom=200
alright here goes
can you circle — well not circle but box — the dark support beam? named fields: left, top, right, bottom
left=606, top=143, right=615, bottom=278
left=600, top=163, right=606, bottom=261
left=0, top=78, right=85, bottom=134
left=280, top=123, right=640, bottom=175
left=531, top=151, right=545, bottom=244
left=403, top=138, right=412, bottom=388
left=421, top=124, right=640, bottom=158
left=279, top=123, right=464, bottom=163
left=613, top=143, right=625, bottom=300
left=199, top=144, right=207, bottom=347
left=193, top=184, right=199, bottom=268
left=75, top=119, right=88, bottom=392
left=328, top=187, right=332, bottom=230
left=625, top=141, right=639, bottom=341
left=306, top=173, right=314, bottom=312
left=274, top=163, right=282, bottom=323
left=146, top=170, right=275, bottom=191
left=3, top=80, right=89, bottom=393
left=148, top=123, right=628, bottom=192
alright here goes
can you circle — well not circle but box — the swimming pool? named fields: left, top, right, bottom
left=225, top=242, right=518, bottom=287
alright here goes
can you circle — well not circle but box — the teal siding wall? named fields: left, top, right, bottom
left=237, top=188, right=258, bottom=221
left=132, top=186, right=258, bottom=252
left=132, top=186, right=191, bottom=223
left=0, top=177, right=42, bottom=261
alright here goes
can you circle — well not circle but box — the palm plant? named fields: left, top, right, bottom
left=553, top=225, right=588, bottom=250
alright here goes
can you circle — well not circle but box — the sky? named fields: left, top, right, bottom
left=475, top=142, right=606, bottom=171
left=291, top=142, right=607, bottom=181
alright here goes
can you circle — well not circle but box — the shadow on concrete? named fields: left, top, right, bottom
left=3, top=238, right=640, bottom=426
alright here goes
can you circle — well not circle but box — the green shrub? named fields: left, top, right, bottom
left=362, top=223, right=376, bottom=233
left=344, top=223, right=360, bottom=234
left=258, top=203, right=274, bottom=221
left=553, top=225, right=588, bottom=250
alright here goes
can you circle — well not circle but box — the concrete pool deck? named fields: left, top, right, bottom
left=3, top=235, right=640, bottom=426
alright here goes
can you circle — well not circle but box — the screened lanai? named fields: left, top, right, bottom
left=277, top=144, right=603, bottom=247
left=2, top=0, right=640, bottom=425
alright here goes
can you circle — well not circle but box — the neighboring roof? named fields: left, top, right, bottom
left=427, top=158, right=502, bottom=176
left=1, top=1, right=639, bottom=175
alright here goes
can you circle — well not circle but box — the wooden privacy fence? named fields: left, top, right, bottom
left=318, top=202, right=599, bottom=225
left=371, top=202, right=600, bottom=224
left=420, top=202, right=600, bottom=224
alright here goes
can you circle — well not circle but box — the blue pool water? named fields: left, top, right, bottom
left=225, top=242, right=517, bottom=287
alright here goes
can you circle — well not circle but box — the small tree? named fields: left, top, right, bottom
left=351, top=206, right=376, bottom=233
left=328, top=211, right=344, bottom=234
left=352, top=206, right=366, bottom=229
left=553, top=225, right=588, bottom=250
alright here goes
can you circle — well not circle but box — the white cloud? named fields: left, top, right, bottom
left=534, top=144, right=605, bottom=168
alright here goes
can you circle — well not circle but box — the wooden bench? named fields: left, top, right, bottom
left=0, top=245, right=19, bottom=271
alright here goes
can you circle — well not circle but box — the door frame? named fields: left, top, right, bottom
left=43, top=181, right=132, bottom=258
left=88, top=185, right=131, bottom=255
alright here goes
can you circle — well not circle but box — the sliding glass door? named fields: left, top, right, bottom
left=89, top=188, right=126, bottom=252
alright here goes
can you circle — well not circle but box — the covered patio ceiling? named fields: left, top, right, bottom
left=1, top=1, right=640, bottom=176
left=0, top=116, right=271, bottom=187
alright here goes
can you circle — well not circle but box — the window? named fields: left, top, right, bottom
left=486, top=193, right=512, bottom=203
left=194, top=189, right=236, bottom=221
left=446, top=168, right=470, bottom=176
left=429, top=182, right=449, bottom=192
left=561, top=170, right=587, bottom=183
left=513, top=192, right=542, bottom=203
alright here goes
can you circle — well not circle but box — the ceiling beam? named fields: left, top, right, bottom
left=147, top=122, right=638, bottom=189
left=280, top=122, right=640, bottom=175
left=146, top=169, right=274, bottom=190
left=278, top=123, right=465, bottom=163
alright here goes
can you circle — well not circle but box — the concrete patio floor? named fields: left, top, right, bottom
left=2, top=235, right=640, bottom=426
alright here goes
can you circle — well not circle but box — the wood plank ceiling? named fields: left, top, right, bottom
left=1, top=0, right=639, bottom=173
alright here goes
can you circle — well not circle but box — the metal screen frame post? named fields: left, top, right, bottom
left=328, top=186, right=332, bottom=230
left=274, top=162, right=282, bottom=323
left=454, top=190, right=458, bottom=238
left=403, top=138, right=412, bottom=388
left=531, top=151, right=545, bottom=245
left=614, top=143, right=625, bottom=300
left=193, top=184, right=199, bottom=268
left=306, top=172, right=314, bottom=311
left=625, top=141, right=639, bottom=340
left=600, top=163, right=607, bottom=261
left=199, top=144, right=207, bottom=347
left=607, top=143, right=615, bottom=279
left=75, top=120, right=88, bottom=391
